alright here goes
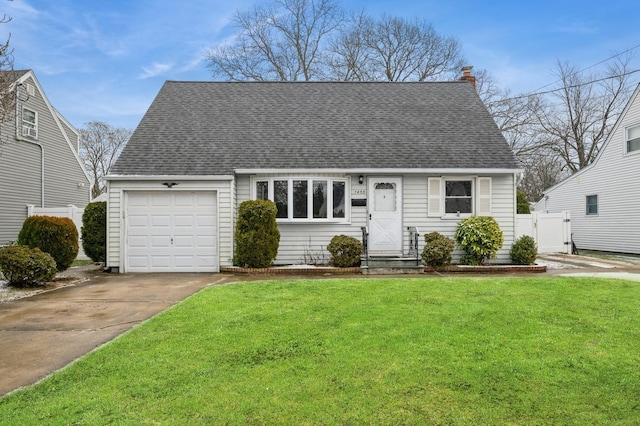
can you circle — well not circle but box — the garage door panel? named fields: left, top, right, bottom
left=150, top=256, right=171, bottom=268
left=150, top=194, right=172, bottom=207
left=125, top=191, right=218, bottom=272
left=151, top=236, right=171, bottom=248
left=151, top=215, right=171, bottom=227
left=196, top=235, right=216, bottom=248
left=174, top=215, right=195, bottom=227
left=128, top=236, right=149, bottom=248
left=128, top=256, right=149, bottom=268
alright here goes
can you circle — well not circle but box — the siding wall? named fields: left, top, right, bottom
left=106, top=179, right=234, bottom=270
left=0, top=73, right=91, bottom=245
left=238, top=173, right=516, bottom=264
left=541, top=90, right=640, bottom=254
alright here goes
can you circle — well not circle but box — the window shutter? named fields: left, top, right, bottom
left=428, top=177, right=442, bottom=217
left=477, top=177, right=492, bottom=215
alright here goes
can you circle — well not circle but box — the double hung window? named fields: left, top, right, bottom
left=627, top=124, right=640, bottom=154
left=22, top=108, right=37, bottom=139
left=586, top=194, right=598, bottom=215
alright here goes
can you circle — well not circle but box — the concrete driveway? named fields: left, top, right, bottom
left=0, top=268, right=232, bottom=396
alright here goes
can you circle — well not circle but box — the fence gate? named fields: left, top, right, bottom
left=516, top=211, right=571, bottom=254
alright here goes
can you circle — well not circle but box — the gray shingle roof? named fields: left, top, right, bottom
left=111, top=81, right=519, bottom=176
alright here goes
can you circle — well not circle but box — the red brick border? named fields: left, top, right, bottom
left=221, top=264, right=546, bottom=275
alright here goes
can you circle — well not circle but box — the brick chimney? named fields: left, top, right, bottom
left=460, top=66, right=476, bottom=89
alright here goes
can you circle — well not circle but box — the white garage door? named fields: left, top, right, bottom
left=125, top=191, right=218, bottom=272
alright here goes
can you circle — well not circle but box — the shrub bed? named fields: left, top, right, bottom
left=18, top=215, right=79, bottom=272
left=0, top=245, right=57, bottom=287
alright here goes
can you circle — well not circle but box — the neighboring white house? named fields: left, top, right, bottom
left=0, top=70, right=92, bottom=245
left=535, top=83, right=640, bottom=255
left=106, top=77, right=522, bottom=273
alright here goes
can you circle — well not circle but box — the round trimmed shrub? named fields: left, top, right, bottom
left=421, top=232, right=454, bottom=267
left=327, top=235, right=362, bottom=267
left=454, top=216, right=504, bottom=265
left=17, top=215, right=79, bottom=272
left=235, top=200, right=280, bottom=268
left=81, top=201, right=106, bottom=263
left=510, top=235, right=538, bottom=265
left=0, top=245, right=57, bottom=287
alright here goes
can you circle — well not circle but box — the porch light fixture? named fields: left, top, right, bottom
left=162, top=182, right=179, bottom=188
left=358, top=175, right=364, bottom=185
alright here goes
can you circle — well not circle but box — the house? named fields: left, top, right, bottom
left=106, top=77, right=521, bottom=273
left=535, top=84, right=640, bottom=255
left=0, top=70, right=91, bottom=245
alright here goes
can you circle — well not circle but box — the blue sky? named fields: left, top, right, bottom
left=4, top=0, right=640, bottom=130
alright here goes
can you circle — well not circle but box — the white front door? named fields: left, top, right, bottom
left=368, top=177, right=403, bottom=255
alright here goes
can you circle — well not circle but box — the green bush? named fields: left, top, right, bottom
left=0, top=245, right=57, bottom=287
left=235, top=200, right=280, bottom=268
left=17, top=215, right=79, bottom=272
left=454, top=216, right=504, bottom=265
left=326, top=235, right=362, bottom=267
left=81, top=202, right=106, bottom=263
left=510, top=235, right=538, bottom=265
left=421, top=232, right=454, bottom=267
left=517, top=190, right=531, bottom=214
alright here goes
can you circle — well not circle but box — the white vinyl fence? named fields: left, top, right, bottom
left=516, top=211, right=572, bottom=254
left=26, top=204, right=88, bottom=260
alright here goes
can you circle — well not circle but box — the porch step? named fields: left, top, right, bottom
left=361, top=257, right=424, bottom=275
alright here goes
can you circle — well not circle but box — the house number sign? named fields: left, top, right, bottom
left=354, top=189, right=366, bottom=196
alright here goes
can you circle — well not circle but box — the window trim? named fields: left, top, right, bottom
left=251, top=176, right=350, bottom=223
left=22, top=107, right=38, bottom=139
left=443, top=177, right=475, bottom=218
left=626, top=124, right=640, bottom=154
left=585, top=194, right=598, bottom=216
left=428, top=176, right=492, bottom=219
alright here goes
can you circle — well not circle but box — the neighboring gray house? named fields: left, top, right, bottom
left=0, top=70, right=91, bottom=245
left=535, top=83, right=640, bottom=255
left=106, top=79, right=521, bottom=273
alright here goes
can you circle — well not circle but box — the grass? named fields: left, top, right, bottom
left=1, top=276, right=639, bottom=424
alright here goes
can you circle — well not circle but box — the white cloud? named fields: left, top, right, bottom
left=138, top=62, right=174, bottom=79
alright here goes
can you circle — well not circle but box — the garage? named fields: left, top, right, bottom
left=125, top=191, right=218, bottom=272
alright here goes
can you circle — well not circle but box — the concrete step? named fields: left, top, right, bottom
left=361, top=257, right=424, bottom=275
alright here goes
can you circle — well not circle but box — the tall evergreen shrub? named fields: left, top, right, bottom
left=18, top=215, right=79, bottom=272
left=81, top=201, right=106, bottom=263
left=235, top=200, right=280, bottom=268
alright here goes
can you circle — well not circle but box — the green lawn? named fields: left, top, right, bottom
left=1, top=276, right=639, bottom=425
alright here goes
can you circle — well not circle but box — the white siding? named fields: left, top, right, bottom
left=541, top=88, right=640, bottom=254
left=239, top=173, right=517, bottom=264
left=106, top=179, right=234, bottom=271
left=0, top=73, right=90, bottom=245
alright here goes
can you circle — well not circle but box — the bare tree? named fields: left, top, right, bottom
left=534, top=57, right=632, bottom=173
left=331, top=14, right=463, bottom=81
left=205, top=0, right=343, bottom=81
left=518, top=149, right=568, bottom=202
left=206, top=1, right=464, bottom=82
left=79, top=121, right=132, bottom=198
left=0, top=8, right=16, bottom=143
left=475, top=68, right=543, bottom=158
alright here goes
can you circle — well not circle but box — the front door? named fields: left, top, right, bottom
left=368, top=177, right=403, bottom=255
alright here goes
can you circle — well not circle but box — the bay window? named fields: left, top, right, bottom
left=255, top=177, right=348, bottom=221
